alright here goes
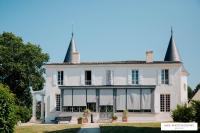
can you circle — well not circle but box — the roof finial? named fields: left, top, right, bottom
left=72, top=24, right=74, bottom=37
left=171, top=26, right=173, bottom=36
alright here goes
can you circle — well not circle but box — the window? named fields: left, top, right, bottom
left=72, top=106, right=86, bottom=112
left=85, top=70, right=91, bottom=85
left=56, top=94, right=60, bottom=111
left=57, top=71, right=64, bottom=85
left=161, top=69, right=169, bottom=84
left=132, top=70, right=139, bottom=84
left=106, top=70, right=112, bottom=85
left=87, top=103, right=96, bottom=112
left=160, top=94, right=170, bottom=112
left=62, top=106, right=72, bottom=112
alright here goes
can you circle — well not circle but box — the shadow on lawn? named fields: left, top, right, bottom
left=100, top=126, right=197, bottom=133
left=44, top=128, right=80, bottom=133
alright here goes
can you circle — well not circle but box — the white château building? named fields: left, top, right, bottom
left=32, top=30, right=188, bottom=123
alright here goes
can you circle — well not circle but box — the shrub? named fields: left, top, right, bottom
left=15, top=105, right=32, bottom=123
left=0, top=84, right=17, bottom=133
left=112, top=113, right=118, bottom=120
left=191, top=100, right=200, bottom=123
left=171, top=104, right=194, bottom=122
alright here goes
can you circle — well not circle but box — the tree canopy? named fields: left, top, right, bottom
left=188, top=86, right=193, bottom=100
left=0, top=32, right=49, bottom=108
left=193, top=83, right=200, bottom=95
left=0, top=84, right=16, bottom=133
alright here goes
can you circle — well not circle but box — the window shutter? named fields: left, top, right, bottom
left=92, top=70, right=95, bottom=85
left=80, top=70, right=84, bottom=85
left=110, top=70, right=114, bottom=85
left=64, top=71, right=68, bottom=86
left=52, top=71, right=57, bottom=86
left=127, top=70, right=132, bottom=85
left=157, top=70, right=161, bottom=85
left=139, top=70, right=143, bottom=85
left=169, top=69, right=173, bottom=85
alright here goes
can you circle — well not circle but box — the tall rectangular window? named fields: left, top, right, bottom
left=57, top=71, right=64, bottom=85
left=160, top=94, right=170, bottom=112
left=132, top=70, right=139, bottom=84
left=56, top=94, right=61, bottom=111
left=161, top=69, right=169, bottom=84
left=85, top=70, right=91, bottom=85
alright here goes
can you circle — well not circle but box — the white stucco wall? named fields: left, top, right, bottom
left=43, top=63, right=187, bottom=122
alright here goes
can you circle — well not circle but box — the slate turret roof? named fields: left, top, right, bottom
left=164, top=28, right=181, bottom=61
left=63, top=33, right=78, bottom=63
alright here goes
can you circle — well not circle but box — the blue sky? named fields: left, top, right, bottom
left=0, top=0, right=200, bottom=89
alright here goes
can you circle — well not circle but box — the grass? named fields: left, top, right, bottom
left=99, top=123, right=197, bottom=133
left=15, top=124, right=81, bottom=133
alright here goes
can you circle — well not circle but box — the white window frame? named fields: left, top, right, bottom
left=132, top=70, right=139, bottom=85
left=161, top=69, right=169, bottom=84
left=56, top=94, right=61, bottom=111
left=160, top=94, right=170, bottom=112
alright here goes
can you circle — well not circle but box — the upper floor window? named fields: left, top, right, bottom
left=161, top=69, right=169, bottom=84
left=57, top=71, right=63, bottom=85
left=106, top=70, right=112, bottom=85
left=132, top=70, right=139, bottom=85
left=85, top=70, right=91, bottom=85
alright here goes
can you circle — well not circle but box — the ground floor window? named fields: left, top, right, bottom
left=61, top=88, right=153, bottom=113
left=73, top=106, right=86, bottom=112
left=160, top=94, right=170, bottom=112
left=100, top=105, right=113, bottom=112
left=63, top=106, right=72, bottom=112
left=56, top=94, right=60, bottom=111
left=87, top=103, right=96, bottom=112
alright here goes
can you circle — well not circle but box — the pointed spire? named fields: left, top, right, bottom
left=63, top=32, right=78, bottom=63
left=164, top=28, right=181, bottom=62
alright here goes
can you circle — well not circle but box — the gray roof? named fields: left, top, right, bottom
left=63, top=33, right=77, bottom=63
left=45, top=60, right=181, bottom=66
left=164, top=29, right=181, bottom=61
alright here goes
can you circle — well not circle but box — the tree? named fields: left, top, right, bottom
left=187, top=86, right=193, bottom=100
left=0, top=32, right=49, bottom=121
left=191, top=100, right=200, bottom=123
left=193, top=83, right=200, bottom=95
left=0, top=84, right=17, bottom=133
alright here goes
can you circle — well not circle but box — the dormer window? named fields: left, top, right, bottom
left=161, top=69, right=169, bottom=84
left=85, top=70, right=92, bottom=85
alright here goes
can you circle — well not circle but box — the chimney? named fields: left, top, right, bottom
left=146, top=51, right=153, bottom=63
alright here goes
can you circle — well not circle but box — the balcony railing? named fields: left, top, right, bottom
left=85, top=80, right=92, bottom=85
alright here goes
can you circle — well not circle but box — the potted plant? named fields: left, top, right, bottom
left=122, top=110, right=128, bottom=122
left=77, top=117, right=83, bottom=124
left=112, top=113, right=118, bottom=122
left=83, top=109, right=91, bottom=123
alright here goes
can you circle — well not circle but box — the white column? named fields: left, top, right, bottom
left=40, top=94, right=45, bottom=122
left=29, top=93, right=37, bottom=122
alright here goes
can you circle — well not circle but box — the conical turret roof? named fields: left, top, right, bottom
left=64, top=33, right=78, bottom=63
left=164, top=29, right=181, bottom=62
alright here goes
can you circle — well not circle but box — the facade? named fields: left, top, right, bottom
left=40, top=30, right=188, bottom=123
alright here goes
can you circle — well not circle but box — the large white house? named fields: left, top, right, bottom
left=31, top=30, right=188, bottom=123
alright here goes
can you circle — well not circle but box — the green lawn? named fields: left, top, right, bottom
left=99, top=123, right=197, bottom=133
left=15, top=124, right=81, bottom=133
